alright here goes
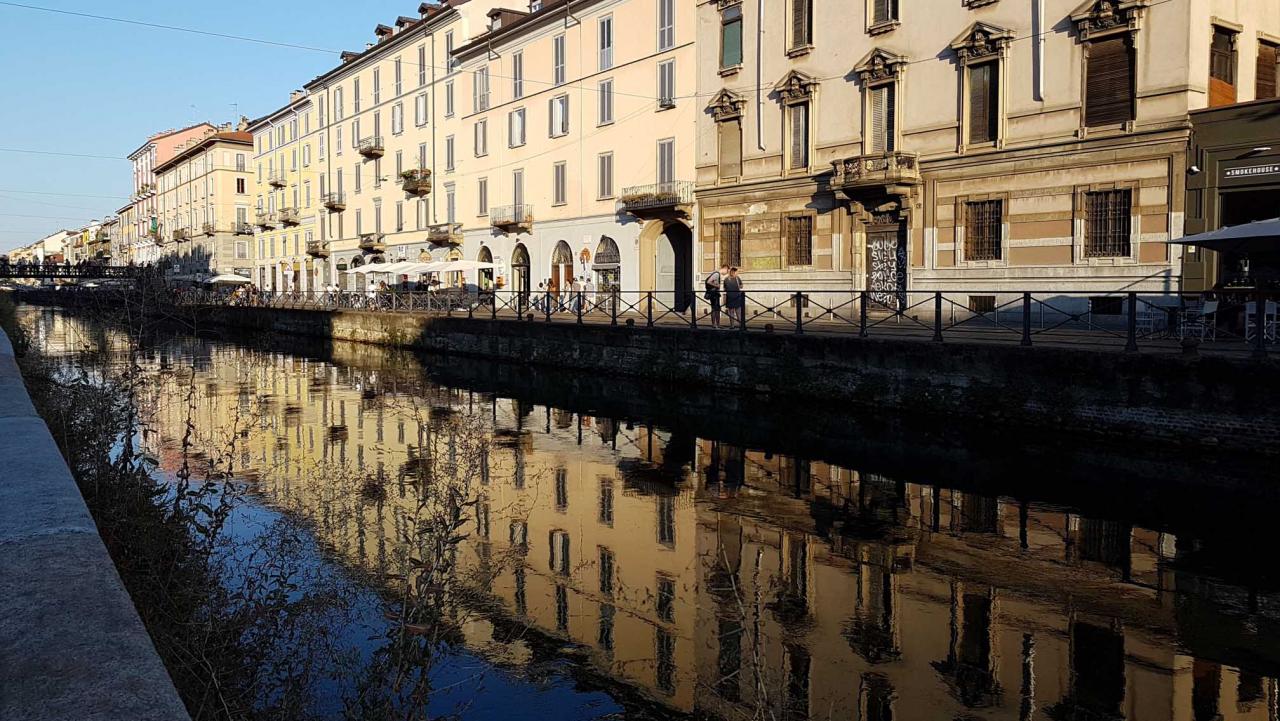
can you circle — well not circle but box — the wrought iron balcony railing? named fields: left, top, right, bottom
left=306, top=240, right=330, bottom=258
left=268, top=171, right=287, bottom=188
left=255, top=211, right=279, bottom=229
left=358, top=136, right=385, bottom=158
left=234, top=222, right=254, bottom=236
left=620, top=181, right=694, bottom=218
left=172, top=228, right=190, bottom=241
left=359, top=233, right=386, bottom=251
left=280, top=207, right=301, bottom=226
left=202, top=223, right=216, bottom=236
left=490, top=204, right=533, bottom=232
left=427, top=222, right=463, bottom=245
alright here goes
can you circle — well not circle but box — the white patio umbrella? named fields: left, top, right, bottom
left=433, top=260, right=496, bottom=272
left=344, top=264, right=385, bottom=275
left=373, top=260, right=421, bottom=274
left=206, top=273, right=253, bottom=284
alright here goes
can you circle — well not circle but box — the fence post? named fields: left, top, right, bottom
left=1125, top=292, right=1138, bottom=352
left=646, top=292, right=654, bottom=328
left=933, top=292, right=944, bottom=342
left=1021, top=292, right=1033, bottom=347
left=545, top=293, right=552, bottom=323
left=794, top=292, right=804, bottom=334
left=690, top=290, right=698, bottom=329
left=576, top=291, right=583, bottom=324
left=859, top=291, right=868, bottom=338
left=739, top=291, right=748, bottom=331
left=491, top=292, right=497, bottom=320
left=468, top=293, right=474, bottom=319
left=1254, top=291, right=1269, bottom=358
left=610, top=291, right=618, bottom=326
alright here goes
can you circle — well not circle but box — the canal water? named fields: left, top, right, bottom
left=18, top=305, right=1280, bottom=721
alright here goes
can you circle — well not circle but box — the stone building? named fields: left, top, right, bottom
left=695, top=0, right=1280, bottom=312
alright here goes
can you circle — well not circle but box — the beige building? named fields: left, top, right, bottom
left=452, top=0, right=697, bottom=306
left=152, top=127, right=255, bottom=279
left=248, top=91, right=325, bottom=291
left=305, top=3, right=477, bottom=291
left=124, top=123, right=218, bottom=267
left=695, top=0, right=1280, bottom=313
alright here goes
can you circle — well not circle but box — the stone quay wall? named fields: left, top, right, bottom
left=0, top=327, right=191, bottom=721
left=194, top=305, right=1280, bottom=455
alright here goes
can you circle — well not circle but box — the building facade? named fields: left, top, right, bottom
left=452, top=0, right=696, bottom=306
left=249, top=91, right=325, bottom=292
left=305, top=3, right=477, bottom=291
left=695, top=0, right=1280, bottom=313
left=152, top=127, right=255, bottom=279
left=123, top=124, right=217, bottom=269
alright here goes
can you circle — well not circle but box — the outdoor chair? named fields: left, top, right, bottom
left=1180, top=300, right=1218, bottom=341
left=1245, top=300, right=1278, bottom=343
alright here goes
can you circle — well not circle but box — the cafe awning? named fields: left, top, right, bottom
left=1169, top=217, right=1280, bottom=254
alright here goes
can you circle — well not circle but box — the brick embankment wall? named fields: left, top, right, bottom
left=0, top=327, right=191, bottom=721
left=195, top=305, right=1280, bottom=455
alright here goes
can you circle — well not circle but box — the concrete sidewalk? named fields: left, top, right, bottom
left=0, top=328, right=189, bottom=720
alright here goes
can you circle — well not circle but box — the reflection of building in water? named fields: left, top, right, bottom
left=41, top=310, right=1276, bottom=721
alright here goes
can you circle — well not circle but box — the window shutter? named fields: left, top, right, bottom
left=1085, top=36, right=1134, bottom=127
left=968, top=63, right=997, bottom=144
left=790, top=103, right=808, bottom=169
left=1257, top=43, right=1278, bottom=99
left=792, top=0, right=810, bottom=48
left=873, top=0, right=890, bottom=23
left=719, top=119, right=742, bottom=179
left=549, top=98, right=555, bottom=136
left=870, top=87, right=887, bottom=153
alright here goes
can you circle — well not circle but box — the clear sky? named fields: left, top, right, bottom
left=0, top=0, right=415, bottom=252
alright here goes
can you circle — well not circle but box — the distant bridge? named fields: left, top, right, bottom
left=0, top=265, right=142, bottom=280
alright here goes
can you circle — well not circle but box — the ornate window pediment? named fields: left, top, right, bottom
left=950, top=22, right=1014, bottom=61
left=716, top=0, right=742, bottom=9
left=707, top=89, right=747, bottom=121
left=1070, top=0, right=1149, bottom=41
left=773, top=70, right=818, bottom=104
left=854, top=48, right=908, bottom=85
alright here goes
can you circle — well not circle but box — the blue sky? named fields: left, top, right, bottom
left=0, top=0, right=413, bottom=252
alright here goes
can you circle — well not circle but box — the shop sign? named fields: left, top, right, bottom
left=1224, top=163, right=1280, bottom=179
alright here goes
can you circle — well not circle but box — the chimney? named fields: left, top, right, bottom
left=289, top=89, right=305, bottom=104
left=237, top=116, right=250, bottom=132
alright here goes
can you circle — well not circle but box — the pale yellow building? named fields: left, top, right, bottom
left=452, top=0, right=698, bottom=305
left=152, top=126, right=255, bottom=279
left=248, top=91, right=325, bottom=291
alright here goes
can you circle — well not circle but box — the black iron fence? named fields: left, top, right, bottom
left=152, top=286, right=1280, bottom=357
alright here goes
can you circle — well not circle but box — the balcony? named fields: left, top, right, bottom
left=620, top=181, right=694, bottom=220
left=234, top=222, right=254, bottom=236
left=400, top=168, right=432, bottom=196
left=306, top=240, right=330, bottom=258
left=280, top=207, right=301, bottom=226
left=172, top=228, right=190, bottom=242
left=94, top=231, right=110, bottom=242
left=202, top=223, right=215, bottom=236
left=255, top=211, right=279, bottom=229
left=134, top=183, right=155, bottom=200
left=427, top=222, right=463, bottom=246
left=357, top=136, right=385, bottom=158
left=359, top=233, right=386, bottom=251
left=490, top=204, right=533, bottom=233
left=830, top=151, right=921, bottom=198
left=268, top=171, right=287, bottom=188
left=322, top=192, right=346, bottom=211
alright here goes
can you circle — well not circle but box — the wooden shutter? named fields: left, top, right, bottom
left=873, top=0, right=890, bottom=24
left=719, top=119, right=742, bottom=179
left=968, top=63, right=996, bottom=144
left=792, top=0, right=811, bottom=48
left=1086, top=36, right=1134, bottom=127
left=1258, top=43, right=1278, bottom=99
left=790, top=103, right=808, bottom=169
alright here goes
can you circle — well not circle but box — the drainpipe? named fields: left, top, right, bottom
left=756, top=0, right=765, bottom=151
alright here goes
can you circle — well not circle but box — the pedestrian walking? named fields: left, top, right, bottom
left=705, top=264, right=726, bottom=328
left=725, top=266, right=745, bottom=328
left=571, top=276, right=583, bottom=314
left=584, top=277, right=596, bottom=312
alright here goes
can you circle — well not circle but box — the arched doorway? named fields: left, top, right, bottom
left=657, top=222, right=693, bottom=311
left=477, top=246, right=494, bottom=290
left=593, top=236, right=621, bottom=292
left=345, top=255, right=364, bottom=292
left=511, top=243, right=531, bottom=299
left=550, top=240, right=574, bottom=293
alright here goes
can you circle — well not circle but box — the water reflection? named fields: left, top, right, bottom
left=23, top=308, right=1280, bottom=721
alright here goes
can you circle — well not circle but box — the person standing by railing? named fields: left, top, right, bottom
left=725, top=267, right=744, bottom=328
left=705, top=265, right=726, bottom=328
